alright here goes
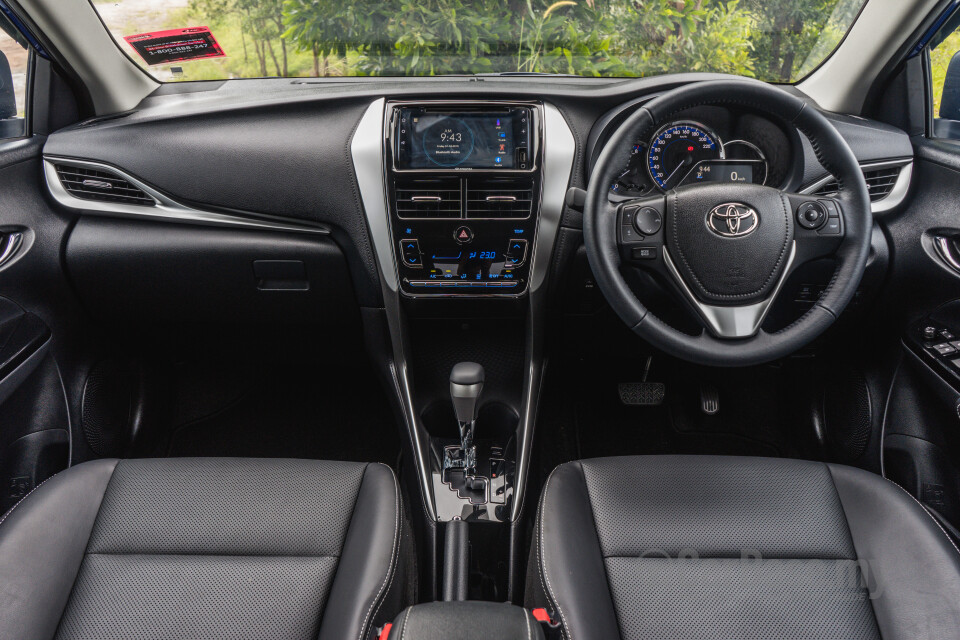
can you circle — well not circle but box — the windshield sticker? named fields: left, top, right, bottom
left=123, top=27, right=224, bottom=66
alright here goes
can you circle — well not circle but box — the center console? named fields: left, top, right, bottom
left=385, top=101, right=543, bottom=296
left=352, top=97, right=575, bottom=601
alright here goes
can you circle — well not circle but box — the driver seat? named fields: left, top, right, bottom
left=528, top=455, right=960, bottom=639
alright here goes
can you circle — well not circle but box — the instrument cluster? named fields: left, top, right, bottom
left=606, top=108, right=793, bottom=198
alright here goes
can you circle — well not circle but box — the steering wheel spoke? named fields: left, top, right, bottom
left=615, top=195, right=667, bottom=267
left=783, top=192, right=845, bottom=264
left=662, top=241, right=797, bottom=339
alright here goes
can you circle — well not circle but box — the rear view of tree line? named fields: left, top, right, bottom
left=187, top=0, right=863, bottom=81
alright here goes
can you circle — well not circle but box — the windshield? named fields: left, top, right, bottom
left=92, top=0, right=866, bottom=83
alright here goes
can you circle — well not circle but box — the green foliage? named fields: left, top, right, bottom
left=932, top=30, right=960, bottom=117
left=146, top=0, right=864, bottom=80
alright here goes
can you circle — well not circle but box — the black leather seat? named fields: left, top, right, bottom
left=0, top=457, right=410, bottom=640
left=528, top=455, right=960, bottom=640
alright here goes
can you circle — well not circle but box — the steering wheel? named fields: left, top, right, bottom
left=584, top=79, right=872, bottom=367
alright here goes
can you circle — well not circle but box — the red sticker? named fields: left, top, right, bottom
left=124, top=27, right=225, bottom=66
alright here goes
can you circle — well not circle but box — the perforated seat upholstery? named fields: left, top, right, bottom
left=0, top=457, right=411, bottom=640
left=528, top=455, right=960, bottom=640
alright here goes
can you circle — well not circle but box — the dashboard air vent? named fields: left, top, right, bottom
left=394, top=177, right=462, bottom=218
left=811, top=166, right=902, bottom=202
left=466, top=177, right=535, bottom=219
left=55, top=164, right=155, bottom=206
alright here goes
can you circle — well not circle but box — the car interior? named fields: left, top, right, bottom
left=2, top=0, right=960, bottom=638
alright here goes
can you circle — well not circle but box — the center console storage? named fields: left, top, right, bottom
left=382, top=602, right=546, bottom=640
left=386, top=101, right=542, bottom=296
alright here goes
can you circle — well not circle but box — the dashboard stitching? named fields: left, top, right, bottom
left=668, top=191, right=791, bottom=300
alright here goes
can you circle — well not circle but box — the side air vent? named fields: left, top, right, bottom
left=394, top=177, right=462, bottom=219
left=812, top=165, right=902, bottom=202
left=466, top=177, right=535, bottom=219
left=54, top=164, right=156, bottom=206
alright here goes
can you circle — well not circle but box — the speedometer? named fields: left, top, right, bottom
left=646, top=121, right=723, bottom=190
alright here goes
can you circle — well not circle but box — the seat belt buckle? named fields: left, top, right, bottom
left=376, top=622, right=393, bottom=640
left=531, top=608, right=563, bottom=639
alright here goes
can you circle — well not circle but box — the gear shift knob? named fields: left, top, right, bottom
left=450, top=362, right=484, bottom=425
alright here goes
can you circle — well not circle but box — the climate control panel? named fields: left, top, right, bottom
left=392, top=218, right=534, bottom=295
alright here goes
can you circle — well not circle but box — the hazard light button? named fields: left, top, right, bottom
left=454, top=225, right=474, bottom=244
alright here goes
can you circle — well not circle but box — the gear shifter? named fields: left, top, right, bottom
left=449, top=362, right=484, bottom=474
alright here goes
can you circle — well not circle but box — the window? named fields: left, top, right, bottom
left=0, top=10, right=28, bottom=138
left=90, top=0, right=866, bottom=83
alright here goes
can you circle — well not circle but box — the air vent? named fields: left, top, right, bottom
left=394, top=177, right=462, bottom=219
left=811, top=166, right=902, bottom=202
left=466, top=177, right=535, bottom=219
left=55, top=164, right=155, bottom=206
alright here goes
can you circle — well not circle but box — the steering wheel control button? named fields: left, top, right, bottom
left=621, top=225, right=642, bottom=243
left=454, top=226, right=474, bottom=244
left=819, top=217, right=842, bottom=235
left=504, top=239, right=528, bottom=267
left=821, top=200, right=841, bottom=218
left=633, top=207, right=663, bottom=235
left=631, top=246, right=658, bottom=260
left=621, top=205, right=637, bottom=227
left=399, top=239, right=422, bottom=268
left=797, top=202, right=827, bottom=230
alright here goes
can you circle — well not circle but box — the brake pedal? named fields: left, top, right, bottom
left=619, top=356, right=665, bottom=406
left=700, top=384, right=719, bottom=415
left=618, top=382, right=665, bottom=406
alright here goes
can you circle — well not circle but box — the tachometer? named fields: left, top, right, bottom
left=646, top=121, right=723, bottom=190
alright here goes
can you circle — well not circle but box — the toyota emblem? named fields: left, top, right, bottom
left=706, top=203, right=759, bottom=238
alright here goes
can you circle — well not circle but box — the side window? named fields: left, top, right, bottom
left=0, top=12, right=29, bottom=139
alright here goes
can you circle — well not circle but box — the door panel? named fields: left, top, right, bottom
left=878, top=138, right=960, bottom=529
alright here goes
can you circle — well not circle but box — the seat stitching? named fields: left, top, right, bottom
left=886, top=477, right=960, bottom=558
left=398, top=605, right=412, bottom=640
left=360, top=463, right=401, bottom=640
left=538, top=464, right=573, bottom=640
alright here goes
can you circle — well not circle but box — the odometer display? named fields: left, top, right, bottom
left=646, top=122, right=723, bottom=190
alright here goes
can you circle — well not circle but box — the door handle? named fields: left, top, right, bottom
left=0, top=232, right=22, bottom=269
left=934, top=235, right=960, bottom=274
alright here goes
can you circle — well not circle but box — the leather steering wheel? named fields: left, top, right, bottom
left=584, top=79, right=872, bottom=367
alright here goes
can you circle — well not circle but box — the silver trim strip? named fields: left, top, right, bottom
left=799, top=159, right=912, bottom=214
left=510, top=103, right=575, bottom=522
left=44, top=157, right=330, bottom=235
left=352, top=98, right=437, bottom=521
left=663, top=242, right=797, bottom=339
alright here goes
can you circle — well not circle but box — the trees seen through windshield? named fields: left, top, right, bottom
left=93, top=0, right=866, bottom=82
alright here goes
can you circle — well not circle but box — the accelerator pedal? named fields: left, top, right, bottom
left=700, top=384, right=719, bottom=415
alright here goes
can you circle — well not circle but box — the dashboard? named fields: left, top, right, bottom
left=40, top=74, right=914, bottom=310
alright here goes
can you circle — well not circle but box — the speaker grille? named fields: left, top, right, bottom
left=822, top=366, right=872, bottom=462
left=82, top=361, right=135, bottom=457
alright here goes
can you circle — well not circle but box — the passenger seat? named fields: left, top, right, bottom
left=0, top=457, right=410, bottom=639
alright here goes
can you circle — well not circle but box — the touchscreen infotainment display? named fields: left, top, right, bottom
left=394, top=107, right=532, bottom=170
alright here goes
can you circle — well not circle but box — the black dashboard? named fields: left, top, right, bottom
left=41, top=73, right=913, bottom=310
